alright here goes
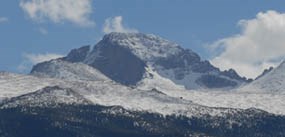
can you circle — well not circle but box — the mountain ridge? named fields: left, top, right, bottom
left=1, top=86, right=93, bottom=108
left=242, top=60, right=285, bottom=93
left=31, top=32, right=250, bottom=90
left=1, top=32, right=285, bottom=137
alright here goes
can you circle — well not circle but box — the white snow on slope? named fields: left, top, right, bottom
left=161, top=89, right=285, bottom=115
left=32, top=60, right=110, bottom=81
left=0, top=72, right=284, bottom=116
left=241, top=61, right=285, bottom=93
left=1, top=86, right=92, bottom=108
left=0, top=72, right=232, bottom=117
left=0, top=72, right=62, bottom=100
left=137, top=69, right=285, bottom=115
left=102, top=32, right=183, bottom=61
left=137, top=66, right=186, bottom=91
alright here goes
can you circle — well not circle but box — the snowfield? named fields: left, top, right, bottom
left=0, top=72, right=284, bottom=117
left=160, top=89, right=285, bottom=115
left=137, top=66, right=285, bottom=115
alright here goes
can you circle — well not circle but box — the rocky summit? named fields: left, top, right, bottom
left=32, top=32, right=250, bottom=90
left=1, top=33, right=284, bottom=137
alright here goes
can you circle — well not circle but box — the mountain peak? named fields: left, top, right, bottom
left=99, top=32, right=183, bottom=61
left=31, top=32, right=249, bottom=89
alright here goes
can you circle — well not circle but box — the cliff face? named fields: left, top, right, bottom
left=31, top=32, right=249, bottom=90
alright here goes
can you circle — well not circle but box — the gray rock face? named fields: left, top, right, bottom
left=196, top=75, right=238, bottom=88
left=65, top=45, right=91, bottom=63
left=155, top=49, right=217, bottom=73
left=31, top=32, right=250, bottom=89
left=221, top=69, right=251, bottom=82
left=86, top=39, right=146, bottom=85
left=31, top=60, right=59, bottom=76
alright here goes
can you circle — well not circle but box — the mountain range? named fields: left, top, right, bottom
left=0, top=32, right=285, bottom=137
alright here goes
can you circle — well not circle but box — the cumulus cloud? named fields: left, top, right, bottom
left=103, top=16, right=138, bottom=34
left=20, top=0, right=94, bottom=27
left=0, top=17, right=8, bottom=23
left=18, top=53, right=64, bottom=72
left=210, top=10, right=285, bottom=78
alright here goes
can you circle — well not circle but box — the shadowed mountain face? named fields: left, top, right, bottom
left=31, top=32, right=250, bottom=89
left=86, top=40, right=146, bottom=85
left=65, top=45, right=91, bottom=63
left=155, top=48, right=215, bottom=73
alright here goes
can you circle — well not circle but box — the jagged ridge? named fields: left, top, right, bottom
left=31, top=32, right=250, bottom=90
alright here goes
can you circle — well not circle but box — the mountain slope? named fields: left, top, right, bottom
left=31, top=32, right=250, bottom=90
left=1, top=72, right=285, bottom=115
left=0, top=72, right=228, bottom=117
left=241, top=61, right=285, bottom=93
left=31, top=59, right=109, bottom=81
left=1, top=86, right=92, bottom=108
left=0, top=76, right=284, bottom=137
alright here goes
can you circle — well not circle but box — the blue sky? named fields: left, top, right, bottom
left=1, top=0, right=285, bottom=78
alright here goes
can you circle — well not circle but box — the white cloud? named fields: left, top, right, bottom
left=23, top=53, right=64, bottom=64
left=103, top=16, right=138, bottom=34
left=20, top=0, right=94, bottom=27
left=0, top=17, right=8, bottom=23
left=210, top=10, right=285, bottom=78
left=18, top=53, right=64, bottom=72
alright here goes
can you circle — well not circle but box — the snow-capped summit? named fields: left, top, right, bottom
left=95, top=32, right=183, bottom=61
left=31, top=32, right=249, bottom=90
left=241, top=61, right=285, bottom=93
